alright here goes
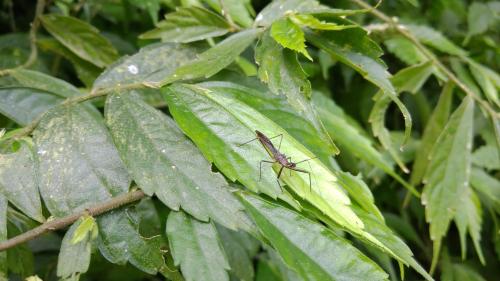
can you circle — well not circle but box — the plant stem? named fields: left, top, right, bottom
left=20, top=0, right=46, bottom=69
left=0, top=190, right=146, bottom=252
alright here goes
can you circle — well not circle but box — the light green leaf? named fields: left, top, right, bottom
left=163, top=84, right=398, bottom=253
left=93, top=43, right=199, bottom=90
left=470, top=167, right=500, bottom=212
left=467, top=2, right=496, bottom=37
left=57, top=220, right=92, bottom=280
left=97, top=207, right=166, bottom=274
left=203, top=0, right=254, bottom=28
left=33, top=105, right=130, bottom=217
left=290, top=14, right=356, bottom=30
left=405, top=24, right=467, bottom=57
left=255, top=32, right=338, bottom=154
left=0, top=141, right=44, bottom=222
left=411, top=81, right=454, bottom=185
left=472, top=145, right=500, bottom=170
left=454, top=188, right=484, bottom=263
left=0, top=87, right=63, bottom=126
left=216, top=225, right=259, bottom=281
left=166, top=211, right=230, bottom=281
left=37, top=38, right=102, bottom=87
left=270, top=18, right=311, bottom=60
left=10, top=69, right=81, bottom=98
left=140, top=7, right=231, bottom=42
left=468, top=62, right=500, bottom=107
left=40, top=14, right=119, bottom=68
left=105, top=91, right=252, bottom=231
left=313, top=93, right=412, bottom=188
left=0, top=194, right=6, bottom=281
left=71, top=215, right=98, bottom=244
left=384, top=37, right=427, bottom=65
left=254, top=0, right=371, bottom=27
left=240, top=193, right=388, bottom=281
left=422, top=97, right=475, bottom=269
left=159, top=29, right=260, bottom=86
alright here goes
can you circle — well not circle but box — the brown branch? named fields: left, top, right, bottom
left=350, top=0, right=499, bottom=120
left=0, top=190, right=146, bottom=252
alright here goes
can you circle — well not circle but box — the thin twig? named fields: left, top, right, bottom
left=20, top=0, right=46, bottom=69
left=350, top=0, right=499, bottom=120
left=0, top=190, right=146, bottom=252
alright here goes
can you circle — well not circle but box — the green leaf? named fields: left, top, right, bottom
left=405, top=24, right=467, bottom=57
left=166, top=211, right=230, bottom=281
left=0, top=87, right=63, bottom=126
left=240, top=193, right=388, bottom=281
left=270, top=18, right=311, bottom=60
left=384, top=37, right=427, bottom=65
left=71, top=215, right=98, bottom=244
left=57, top=220, right=92, bottom=280
left=40, top=14, right=119, bottom=68
left=140, top=7, right=231, bottom=42
left=33, top=105, right=130, bottom=217
left=468, top=62, right=500, bottom=107
left=467, top=2, right=496, bottom=37
left=313, top=93, right=411, bottom=188
left=410, top=81, right=454, bottom=185
left=421, top=97, right=475, bottom=269
left=216, top=225, right=259, bottom=281
left=255, top=32, right=338, bottom=154
left=105, top=91, right=252, bottom=231
left=38, top=38, right=102, bottom=87
left=203, top=0, right=255, bottom=28
left=97, top=207, right=166, bottom=274
left=0, top=194, right=6, bottom=281
left=289, top=14, right=356, bottom=30
left=441, top=252, right=487, bottom=281
left=254, top=0, right=371, bottom=27
left=159, top=29, right=260, bottom=87
left=454, top=188, right=484, bottom=263
left=472, top=145, right=500, bottom=170
left=10, top=69, right=81, bottom=98
left=93, top=43, right=199, bottom=90
left=470, top=167, right=500, bottom=213
left=163, top=83, right=368, bottom=232
left=0, top=141, right=44, bottom=222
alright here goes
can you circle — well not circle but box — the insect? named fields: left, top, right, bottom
left=239, top=130, right=315, bottom=191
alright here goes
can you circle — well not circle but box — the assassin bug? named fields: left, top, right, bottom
left=239, top=130, right=315, bottom=191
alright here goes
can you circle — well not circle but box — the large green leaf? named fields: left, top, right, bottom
left=240, top=193, right=388, bottom=281
left=33, top=105, right=130, bottom=217
left=410, top=81, right=454, bottom=185
left=0, top=141, right=44, bottom=222
left=0, top=87, right=63, bottom=126
left=10, top=69, right=81, bottom=98
left=40, top=14, right=119, bottom=68
left=93, top=43, right=199, bottom=90
left=163, top=84, right=397, bottom=252
left=97, top=207, right=166, bottom=275
left=160, top=29, right=260, bottom=86
left=0, top=194, right=6, bottom=281
left=166, top=211, right=230, bottom=281
left=270, top=18, right=311, bottom=60
left=140, top=7, right=231, bottom=42
left=57, top=220, right=92, bottom=280
left=255, top=32, right=338, bottom=155
left=421, top=97, right=475, bottom=269
left=216, top=225, right=259, bottom=281
left=105, top=90, right=252, bottom=231
left=198, top=81, right=335, bottom=166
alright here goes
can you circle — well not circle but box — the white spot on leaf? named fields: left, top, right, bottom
left=127, top=64, right=139, bottom=75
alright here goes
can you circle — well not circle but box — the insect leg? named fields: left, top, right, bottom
left=237, top=137, right=258, bottom=147
left=276, top=165, right=285, bottom=192
left=291, top=167, right=312, bottom=192
left=295, top=156, right=318, bottom=164
left=259, top=160, right=276, bottom=181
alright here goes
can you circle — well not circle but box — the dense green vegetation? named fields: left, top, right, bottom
left=0, top=0, right=498, bottom=280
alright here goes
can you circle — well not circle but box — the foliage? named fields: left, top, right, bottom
left=0, top=0, right=498, bottom=280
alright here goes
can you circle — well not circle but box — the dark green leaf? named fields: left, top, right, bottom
left=0, top=141, right=44, bottom=222
left=140, top=7, right=231, bottom=42
left=33, top=105, right=130, bottom=217
left=57, top=220, right=92, bottom=280
left=441, top=253, right=486, bottom=281
left=0, top=87, right=63, bottom=126
left=166, top=211, right=230, bottom=281
left=422, top=97, right=475, bottom=269
left=161, top=29, right=260, bottom=86
left=97, top=208, right=166, bottom=274
left=410, top=81, right=454, bottom=185
left=240, top=193, right=388, bottom=281
left=10, top=69, right=81, bottom=98
left=255, top=32, right=338, bottom=155
left=93, top=43, right=199, bottom=90
left=105, top=91, right=252, bottom=231
left=270, top=18, right=311, bottom=60
left=40, top=14, right=119, bottom=68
